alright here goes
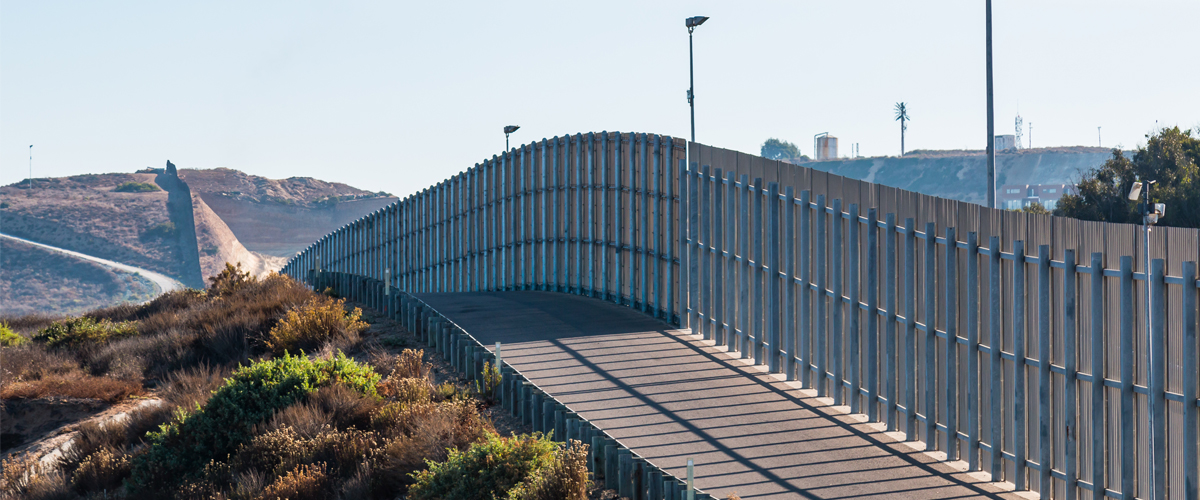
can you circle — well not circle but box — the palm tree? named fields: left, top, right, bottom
left=894, top=102, right=910, bottom=156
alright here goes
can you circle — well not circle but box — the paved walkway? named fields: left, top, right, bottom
left=416, top=291, right=1018, bottom=500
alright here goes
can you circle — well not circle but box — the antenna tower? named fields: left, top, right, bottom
left=1015, top=114, right=1024, bottom=150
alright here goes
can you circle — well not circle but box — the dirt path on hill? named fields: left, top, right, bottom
left=0, top=232, right=184, bottom=296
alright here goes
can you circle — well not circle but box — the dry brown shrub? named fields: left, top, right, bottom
left=380, top=377, right=433, bottom=404
left=58, top=420, right=127, bottom=472
left=333, top=462, right=371, bottom=500
left=124, top=402, right=172, bottom=446
left=372, top=399, right=492, bottom=490
left=258, top=463, right=328, bottom=500
left=306, top=428, right=380, bottom=481
left=70, top=448, right=130, bottom=494
left=264, top=296, right=366, bottom=356
left=0, top=453, right=73, bottom=500
left=307, top=384, right=381, bottom=431
left=228, top=427, right=309, bottom=478
left=0, top=373, right=142, bottom=402
left=726, top=493, right=742, bottom=500
left=0, top=345, right=79, bottom=386
left=265, top=402, right=332, bottom=439
left=508, top=439, right=591, bottom=500
left=392, top=349, right=431, bottom=380
left=161, top=364, right=230, bottom=409
left=227, top=470, right=267, bottom=500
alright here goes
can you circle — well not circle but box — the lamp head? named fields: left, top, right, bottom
left=504, top=125, right=520, bottom=135
left=1127, top=181, right=1143, bottom=201
left=685, top=16, right=709, bottom=28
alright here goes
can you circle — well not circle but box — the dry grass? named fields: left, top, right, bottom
left=264, top=296, right=367, bottom=355
left=508, top=439, right=591, bottom=500
left=258, top=463, right=329, bottom=500
left=0, top=373, right=143, bottom=402
left=71, top=448, right=131, bottom=494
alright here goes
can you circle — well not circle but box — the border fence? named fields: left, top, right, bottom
left=283, top=133, right=1200, bottom=500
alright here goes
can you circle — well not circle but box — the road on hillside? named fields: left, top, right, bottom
left=1, top=232, right=185, bottom=297
left=416, top=291, right=1019, bottom=500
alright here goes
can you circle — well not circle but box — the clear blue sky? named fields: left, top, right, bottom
left=3, top=1, right=1197, bottom=198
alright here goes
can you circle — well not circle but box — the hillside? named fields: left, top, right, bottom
left=1, top=165, right=392, bottom=315
left=0, top=238, right=156, bottom=316
left=0, top=173, right=184, bottom=277
left=796, top=147, right=1113, bottom=204
left=180, top=168, right=397, bottom=256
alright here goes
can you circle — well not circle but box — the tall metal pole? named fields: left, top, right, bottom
left=28, top=145, right=33, bottom=191
left=985, top=0, right=995, bottom=209
left=688, top=27, right=696, bottom=143
left=1144, top=181, right=1159, bottom=500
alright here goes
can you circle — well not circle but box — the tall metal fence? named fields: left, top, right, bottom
left=283, top=135, right=1200, bottom=500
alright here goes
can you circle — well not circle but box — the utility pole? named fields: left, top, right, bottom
left=1098, top=126, right=1102, bottom=147
left=28, top=145, right=33, bottom=191
left=985, top=0, right=996, bottom=209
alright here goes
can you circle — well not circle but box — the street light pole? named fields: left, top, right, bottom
left=28, top=145, right=33, bottom=191
left=685, top=16, right=708, bottom=144
left=985, top=0, right=995, bottom=209
left=504, top=125, right=520, bottom=152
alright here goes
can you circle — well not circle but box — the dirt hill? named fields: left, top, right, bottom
left=1, top=166, right=392, bottom=315
left=180, top=168, right=397, bottom=257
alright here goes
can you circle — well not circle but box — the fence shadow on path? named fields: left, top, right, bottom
left=417, top=291, right=1019, bottom=500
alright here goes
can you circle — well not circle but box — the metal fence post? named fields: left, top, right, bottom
left=1013, top=240, right=1027, bottom=491
left=991, top=237, right=1004, bottom=479
left=866, top=208, right=879, bottom=421
left=1119, top=256, right=1134, bottom=495
left=849, top=204, right=861, bottom=413
left=904, top=217, right=916, bottom=438
left=924, top=222, right=937, bottom=446
left=886, top=213, right=898, bottom=430
left=966, top=231, right=980, bottom=471
left=726, top=172, right=738, bottom=354
left=832, top=199, right=844, bottom=405
left=1038, top=244, right=1051, bottom=495
left=785, top=187, right=797, bottom=381
left=753, top=178, right=765, bottom=365
left=817, top=195, right=829, bottom=397
left=768, top=182, right=781, bottom=373
left=1063, top=249, right=1078, bottom=500
left=1149, top=258, right=1166, bottom=500
left=945, top=227, right=958, bottom=461
left=700, top=165, right=712, bottom=340
left=800, top=191, right=812, bottom=387
left=1181, top=261, right=1198, bottom=500
left=713, top=169, right=726, bottom=347
left=739, top=175, right=751, bottom=359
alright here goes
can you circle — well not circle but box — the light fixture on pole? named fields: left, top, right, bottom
left=1129, top=178, right=1166, bottom=499
left=504, top=125, right=520, bottom=152
left=686, top=15, right=709, bottom=144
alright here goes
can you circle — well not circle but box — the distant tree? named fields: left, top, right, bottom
left=1055, top=126, right=1200, bottom=228
left=894, top=102, right=910, bottom=155
left=1018, top=202, right=1051, bottom=215
left=761, top=138, right=803, bottom=161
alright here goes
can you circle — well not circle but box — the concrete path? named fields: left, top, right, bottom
left=1, top=232, right=184, bottom=296
left=416, top=291, right=1020, bottom=500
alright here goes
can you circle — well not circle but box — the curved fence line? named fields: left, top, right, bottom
left=283, top=133, right=1200, bottom=500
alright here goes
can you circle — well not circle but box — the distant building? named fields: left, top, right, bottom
left=999, top=183, right=1076, bottom=210
left=815, top=134, right=838, bottom=161
left=994, top=134, right=1016, bottom=151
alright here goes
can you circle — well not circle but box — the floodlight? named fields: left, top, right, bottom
left=1154, top=203, right=1166, bottom=217
left=504, top=125, right=520, bottom=134
left=685, top=16, right=709, bottom=28
left=1127, top=181, right=1143, bottom=201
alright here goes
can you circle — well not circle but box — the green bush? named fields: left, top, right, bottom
left=114, top=181, right=160, bottom=192
left=1, top=322, right=26, bottom=347
left=32, top=317, right=138, bottom=348
left=407, top=432, right=557, bottom=500
left=128, top=352, right=380, bottom=495
left=144, top=221, right=176, bottom=239
left=507, top=440, right=591, bottom=500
